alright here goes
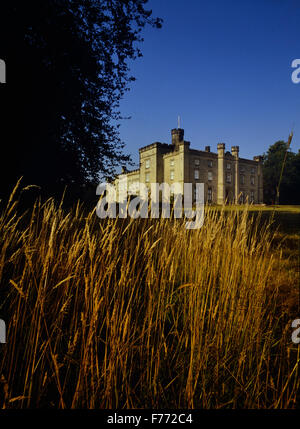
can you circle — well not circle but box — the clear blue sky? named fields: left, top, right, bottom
left=118, top=0, right=300, bottom=169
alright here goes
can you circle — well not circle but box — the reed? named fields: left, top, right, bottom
left=0, top=183, right=299, bottom=408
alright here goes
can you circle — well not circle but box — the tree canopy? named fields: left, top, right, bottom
left=263, top=140, right=300, bottom=205
left=0, top=0, right=162, bottom=199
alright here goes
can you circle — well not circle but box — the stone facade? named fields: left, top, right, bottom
left=116, top=128, right=263, bottom=204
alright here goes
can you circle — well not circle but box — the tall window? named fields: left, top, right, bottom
left=207, top=187, right=212, bottom=203
left=240, top=166, right=245, bottom=173
left=208, top=160, right=213, bottom=168
left=250, top=191, right=254, bottom=203
left=170, top=170, right=174, bottom=180
left=250, top=176, right=255, bottom=185
left=193, top=186, right=197, bottom=201
left=195, top=159, right=200, bottom=166
left=170, top=159, right=174, bottom=167
left=226, top=163, right=231, bottom=170
left=194, top=169, right=199, bottom=180
left=145, top=159, right=150, bottom=169
left=251, top=167, right=255, bottom=174
left=226, top=172, right=231, bottom=183
left=240, top=174, right=245, bottom=185
left=208, top=171, right=213, bottom=181
left=145, top=173, right=150, bottom=183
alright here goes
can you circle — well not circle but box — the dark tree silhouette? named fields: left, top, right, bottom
left=0, top=0, right=162, bottom=200
left=263, top=141, right=300, bottom=205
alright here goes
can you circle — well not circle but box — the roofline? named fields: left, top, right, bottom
left=239, top=158, right=260, bottom=164
left=139, top=142, right=172, bottom=152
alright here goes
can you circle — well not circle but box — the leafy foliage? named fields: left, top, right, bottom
left=0, top=0, right=162, bottom=198
left=263, top=141, right=300, bottom=204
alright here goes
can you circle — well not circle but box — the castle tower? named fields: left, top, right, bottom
left=231, top=146, right=239, bottom=203
left=217, top=143, right=225, bottom=204
left=171, top=128, right=184, bottom=151
left=253, top=155, right=264, bottom=203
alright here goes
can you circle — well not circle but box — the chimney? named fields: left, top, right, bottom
left=205, top=146, right=210, bottom=152
left=171, top=128, right=184, bottom=149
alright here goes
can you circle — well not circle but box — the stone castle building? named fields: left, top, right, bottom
left=116, top=128, right=263, bottom=204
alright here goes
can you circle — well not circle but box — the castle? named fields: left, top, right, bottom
left=116, top=128, right=263, bottom=204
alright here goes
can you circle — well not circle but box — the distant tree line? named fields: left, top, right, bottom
left=263, top=140, right=300, bottom=205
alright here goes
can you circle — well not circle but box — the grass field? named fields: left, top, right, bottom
left=0, top=184, right=299, bottom=408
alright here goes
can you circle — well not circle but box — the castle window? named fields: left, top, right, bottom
left=145, top=173, right=150, bottom=183
left=194, top=169, right=199, bottom=180
left=251, top=167, right=255, bottom=174
left=195, top=159, right=200, bottom=166
left=208, top=171, right=213, bottom=181
left=250, top=176, right=255, bottom=185
left=145, top=159, right=150, bottom=169
left=240, top=166, right=245, bottom=173
left=240, top=174, right=245, bottom=185
left=170, top=159, right=174, bottom=167
left=207, top=187, right=212, bottom=203
left=250, top=191, right=254, bottom=202
left=208, top=160, right=213, bottom=168
left=226, top=163, right=231, bottom=170
left=226, top=172, right=231, bottom=183
left=170, top=170, right=174, bottom=181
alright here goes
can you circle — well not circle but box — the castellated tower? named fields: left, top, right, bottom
left=253, top=155, right=264, bottom=203
left=170, top=128, right=190, bottom=187
left=217, top=143, right=225, bottom=204
left=231, top=145, right=239, bottom=203
left=171, top=128, right=184, bottom=150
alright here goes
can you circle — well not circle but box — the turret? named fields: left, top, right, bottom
left=253, top=155, right=264, bottom=203
left=217, top=143, right=225, bottom=204
left=231, top=146, right=239, bottom=203
left=217, top=143, right=225, bottom=156
left=231, top=146, right=239, bottom=159
left=171, top=128, right=184, bottom=150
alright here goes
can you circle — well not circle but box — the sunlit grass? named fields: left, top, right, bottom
left=0, top=182, right=299, bottom=408
left=211, top=204, right=300, bottom=213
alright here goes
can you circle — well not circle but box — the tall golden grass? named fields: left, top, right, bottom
left=0, top=182, right=299, bottom=408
